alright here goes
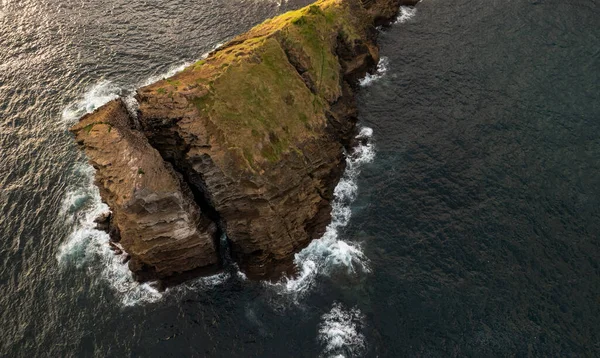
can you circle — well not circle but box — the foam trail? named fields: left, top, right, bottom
left=124, top=61, right=192, bottom=119
left=318, top=302, right=366, bottom=358
left=396, top=6, right=417, bottom=24
left=359, top=57, right=389, bottom=87
left=271, top=127, right=375, bottom=297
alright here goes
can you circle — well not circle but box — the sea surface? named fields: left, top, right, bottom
left=1, top=0, right=599, bottom=356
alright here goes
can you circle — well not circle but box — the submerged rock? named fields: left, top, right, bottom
left=93, top=212, right=111, bottom=232
left=71, top=0, right=415, bottom=282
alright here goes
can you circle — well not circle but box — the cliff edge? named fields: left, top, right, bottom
left=71, top=0, right=418, bottom=282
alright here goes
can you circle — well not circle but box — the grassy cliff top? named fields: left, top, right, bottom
left=139, top=0, right=373, bottom=170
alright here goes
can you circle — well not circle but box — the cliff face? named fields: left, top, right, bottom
left=71, top=100, right=219, bottom=281
left=71, top=0, right=417, bottom=282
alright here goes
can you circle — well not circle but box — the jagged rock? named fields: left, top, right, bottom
left=71, top=0, right=415, bottom=282
left=362, top=0, right=420, bottom=26
left=94, top=212, right=111, bottom=232
left=71, top=99, right=220, bottom=281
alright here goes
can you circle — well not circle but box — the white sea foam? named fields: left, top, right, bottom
left=396, top=6, right=417, bottom=24
left=61, top=62, right=193, bottom=124
left=318, top=302, right=366, bottom=358
left=59, top=33, right=377, bottom=304
left=122, top=94, right=140, bottom=119
left=201, top=42, right=224, bottom=59
left=270, top=127, right=375, bottom=298
left=56, top=162, right=164, bottom=306
left=57, top=70, right=216, bottom=305
left=138, top=62, right=191, bottom=88
left=359, top=57, right=389, bottom=87
left=60, top=81, right=121, bottom=125
left=57, top=160, right=232, bottom=306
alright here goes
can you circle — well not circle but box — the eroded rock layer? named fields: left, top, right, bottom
left=71, top=0, right=417, bottom=282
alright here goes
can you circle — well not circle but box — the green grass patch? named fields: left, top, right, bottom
left=83, top=124, right=94, bottom=134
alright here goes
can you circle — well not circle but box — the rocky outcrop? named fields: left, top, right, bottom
left=71, top=0, right=416, bottom=282
left=361, top=0, right=420, bottom=26
left=71, top=100, right=219, bottom=281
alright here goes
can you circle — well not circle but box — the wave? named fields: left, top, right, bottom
left=60, top=81, right=121, bottom=125
left=396, top=5, right=417, bottom=24
left=138, top=62, right=191, bottom=88
left=318, top=302, right=366, bottom=358
left=57, top=137, right=233, bottom=306
left=359, top=56, right=389, bottom=87
left=56, top=162, right=164, bottom=306
left=123, top=61, right=193, bottom=119
left=201, top=42, right=224, bottom=60
left=269, top=127, right=375, bottom=299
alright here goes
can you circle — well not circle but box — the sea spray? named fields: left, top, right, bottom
left=56, top=162, right=164, bottom=306
left=359, top=57, right=389, bottom=87
left=318, top=302, right=366, bottom=358
left=60, top=81, right=121, bottom=126
left=396, top=5, right=417, bottom=24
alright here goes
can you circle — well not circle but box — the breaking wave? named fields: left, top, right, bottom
left=201, top=42, right=224, bottom=60
left=56, top=162, right=164, bottom=306
left=271, top=127, right=375, bottom=298
left=359, top=56, right=389, bottom=87
left=60, top=81, right=121, bottom=125
left=396, top=6, right=417, bottom=24
left=138, top=62, right=191, bottom=88
left=318, top=302, right=366, bottom=358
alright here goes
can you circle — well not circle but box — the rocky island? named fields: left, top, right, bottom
left=71, top=0, right=418, bottom=284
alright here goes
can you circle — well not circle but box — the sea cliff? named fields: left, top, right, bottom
left=71, top=0, right=418, bottom=283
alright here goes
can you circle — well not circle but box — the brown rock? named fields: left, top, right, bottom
left=70, top=99, right=220, bottom=281
left=94, top=212, right=111, bottom=232
left=362, top=0, right=420, bottom=26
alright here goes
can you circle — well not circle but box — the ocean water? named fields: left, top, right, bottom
left=1, top=0, right=599, bottom=356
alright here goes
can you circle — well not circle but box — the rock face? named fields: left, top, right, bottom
left=71, top=100, right=219, bottom=281
left=71, top=0, right=416, bottom=282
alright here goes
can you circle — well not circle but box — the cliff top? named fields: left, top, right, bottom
left=136, top=0, right=374, bottom=170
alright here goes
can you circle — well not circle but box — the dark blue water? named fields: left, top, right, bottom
left=1, top=0, right=598, bottom=356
